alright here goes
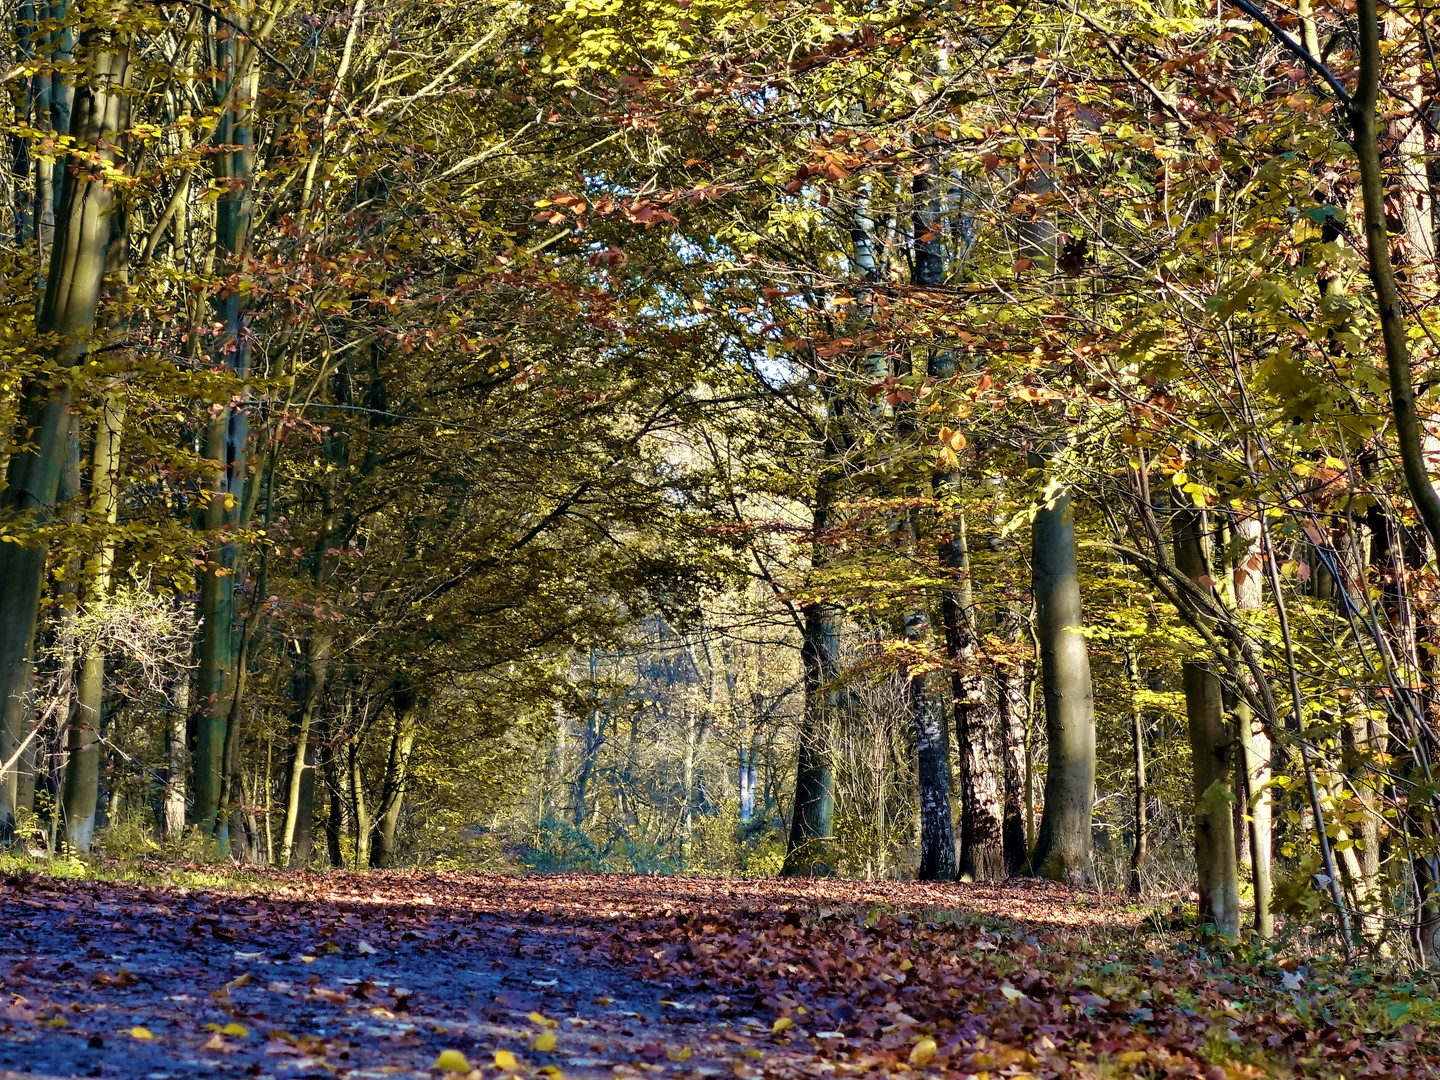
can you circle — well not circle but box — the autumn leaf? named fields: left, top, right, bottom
left=494, top=1049, right=520, bottom=1070
left=909, top=1038, right=937, bottom=1067
left=435, top=1049, right=471, bottom=1073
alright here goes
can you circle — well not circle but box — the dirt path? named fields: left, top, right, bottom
left=0, top=871, right=1427, bottom=1079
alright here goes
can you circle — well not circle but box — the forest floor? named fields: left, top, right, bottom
left=0, top=870, right=1435, bottom=1080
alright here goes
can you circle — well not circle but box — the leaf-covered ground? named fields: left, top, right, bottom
left=0, top=870, right=1434, bottom=1080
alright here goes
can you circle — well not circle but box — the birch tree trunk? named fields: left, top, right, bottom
left=1174, top=503, right=1240, bottom=937
left=1232, top=514, right=1273, bottom=936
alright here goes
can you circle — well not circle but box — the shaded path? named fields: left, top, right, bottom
left=0, top=871, right=1423, bottom=1079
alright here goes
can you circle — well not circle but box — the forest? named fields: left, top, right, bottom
left=5, top=0, right=1440, bottom=1072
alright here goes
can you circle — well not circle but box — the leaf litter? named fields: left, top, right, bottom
left=0, top=870, right=1434, bottom=1080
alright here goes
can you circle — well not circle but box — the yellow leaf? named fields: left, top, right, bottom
left=668, top=1046, right=692, bottom=1061
left=47, top=1015, right=67, bottom=1028
left=529, top=1011, right=558, bottom=1028
left=434, top=1049, right=471, bottom=1073
left=201, top=1033, right=228, bottom=1052
left=129, top=1026, right=154, bottom=1041
left=228, top=973, right=252, bottom=990
left=531, top=1031, right=557, bottom=1052
left=222, top=1022, right=249, bottom=1038
left=909, top=1038, right=937, bottom=1067
left=899, top=959, right=914, bottom=972
left=495, top=1049, right=520, bottom=1070
left=1119, top=1051, right=1148, bottom=1064
left=771, top=1017, right=793, bottom=1034
left=538, top=1068, right=564, bottom=1079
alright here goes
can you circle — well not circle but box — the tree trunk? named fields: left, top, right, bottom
left=1026, top=485, right=1096, bottom=885
left=996, top=625, right=1030, bottom=876
left=0, top=25, right=130, bottom=838
left=942, top=514, right=1002, bottom=881
left=350, top=743, right=371, bottom=870
left=320, top=724, right=344, bottom=869
left=61, top=391, right=124, bottom=852
left=370, top=697, right=416, bottom=869
left=1232, top=514, right=1274, bottom=937
left=0, top=641, right=34, bottom=837
left=1174, top=502, right=1240, bottom=937
left=572, top=707, right=600, bottom=827
left=193, top=12, right=256, bottom=832
left=31, top=0, right=74, bottom=260
left=1126, top=647, right=1148, bottom=896
left=781, top=586, right=839, bottom=877
left=292, top=746, right=316, bottom=868
left=280, top=634, right=330, bottom=867
left=164, top=677, right=189, bottom=839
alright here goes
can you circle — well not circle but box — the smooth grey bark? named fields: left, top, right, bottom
left=0, top=637, right=34, bottom=835
left=194, top=11, right=257, bottom=832
left=1026, top=484, right=1096, bottom=885
left=0, top=27, right=129, bottom=838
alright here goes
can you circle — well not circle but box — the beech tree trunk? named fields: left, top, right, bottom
left=0, top=25, right=129, bottom=838
left=1026, top=484, right=1096, bottom=885
left=194, top=11, right=256, bottom=832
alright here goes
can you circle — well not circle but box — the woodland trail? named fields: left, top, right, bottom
left=0, top=871, right=1429, bottom=1080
